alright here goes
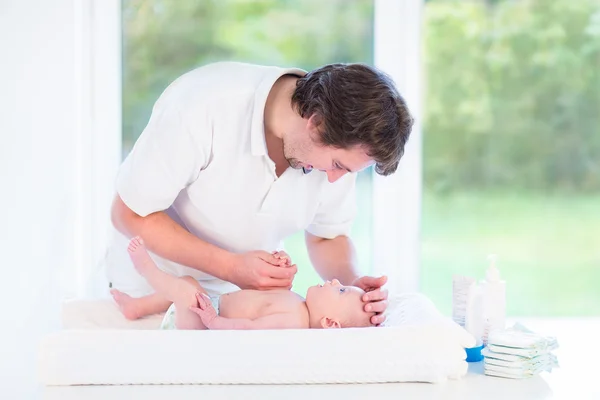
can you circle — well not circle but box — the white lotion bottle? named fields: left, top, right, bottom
left=481, top=254, right=506, bottom=345
left=465, top=282, right=484, bottom=347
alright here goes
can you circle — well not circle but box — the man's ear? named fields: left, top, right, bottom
left=320, top=317, right=341, bottom=329
left=306, top=114, right=324, bottom=142
left=307, top=113, right=322, bottom=129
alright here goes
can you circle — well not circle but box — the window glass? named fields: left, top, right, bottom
left=421, top=0, right=600, bottom=316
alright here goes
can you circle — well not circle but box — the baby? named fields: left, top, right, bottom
left=111, top=237, right=375, bottom=330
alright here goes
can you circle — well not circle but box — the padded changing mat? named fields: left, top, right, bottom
left=39, top=293, right=475, bottom=385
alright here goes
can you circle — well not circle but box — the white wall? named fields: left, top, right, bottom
left=0, top=0, right=79, bottom=396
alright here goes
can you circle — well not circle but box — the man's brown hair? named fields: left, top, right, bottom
left=291, top=63, right=413, bottom=176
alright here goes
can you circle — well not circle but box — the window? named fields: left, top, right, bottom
left=121, top=0, right=376, bottom=296
left=421, top=0, right=600, bottom=316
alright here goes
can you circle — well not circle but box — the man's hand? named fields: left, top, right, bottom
left=351, top=275, right=389, bottom=326
left=227, top=250, right=297, bottom=290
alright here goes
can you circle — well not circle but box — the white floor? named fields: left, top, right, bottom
left=5, top=318, right=599, bottom=399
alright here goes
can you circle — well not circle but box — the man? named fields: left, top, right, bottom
left=105, top=61, right=413, bottom=325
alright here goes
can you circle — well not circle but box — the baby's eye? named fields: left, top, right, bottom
left=339, top=288, right=346, bottom=293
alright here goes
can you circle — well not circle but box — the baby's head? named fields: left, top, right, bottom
left=305, top=279, right=375, bottom=329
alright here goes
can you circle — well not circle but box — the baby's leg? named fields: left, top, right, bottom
left=110, top=290, right=171, bottom=320
left=127, top=237, right=207, bottom=329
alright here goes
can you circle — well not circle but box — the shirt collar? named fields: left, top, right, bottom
left=250, top=66, right=306, bottom=157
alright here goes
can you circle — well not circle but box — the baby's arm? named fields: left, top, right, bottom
left=190, top=293, right=304, bottom=330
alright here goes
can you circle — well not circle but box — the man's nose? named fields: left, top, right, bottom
left=332, top=279, right=341, bottom=286
left=326, top=169, right=347, bottom=183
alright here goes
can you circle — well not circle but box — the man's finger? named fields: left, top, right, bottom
left=371, top=313, right=387, bottom=326
left=259, top=252, right=281, bottom=266
left=354, top=275, right=387, bottom=291
left=364, top=299, right=388, bottom=314
left=363, top=275, right=387, bottom=288
left=265, top=263, right=297, bottom=279
left=362, top=288, right=388, bottom=302
left=260, top=285, right=293, bottom=291
left=259, top=277, right=294, bottom=289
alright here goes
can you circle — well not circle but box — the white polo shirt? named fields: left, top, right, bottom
left=104, top=62, right=357, bottom=297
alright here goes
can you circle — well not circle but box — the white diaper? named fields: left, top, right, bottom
left=483, top=323, right=559, bottom=379
left=160, top=295, right=221, bottom=330
left=482, top=348, right=558, bottom=378
left=488, top=325, right=558, bottom=350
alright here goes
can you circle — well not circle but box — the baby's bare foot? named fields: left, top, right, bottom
left=110, top=289, right=141, bottom=320
left=127, top=236, right=156, bottom=276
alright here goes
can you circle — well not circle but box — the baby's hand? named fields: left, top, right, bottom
left=189, top=292, right=218, bottom=329
left=271, top=250, right=292, bottom=267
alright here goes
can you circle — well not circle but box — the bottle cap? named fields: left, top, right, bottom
left=465, top=345, right=484, bottom=362
left=486, top=254, right=500, bottom=282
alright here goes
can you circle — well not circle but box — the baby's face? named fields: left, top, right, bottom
left=305, top=279, right=369, bottom=328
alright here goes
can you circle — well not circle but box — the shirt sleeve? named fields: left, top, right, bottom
left=305, top=173, right=358, bottom=239
left=116, top=93, right=211, bottom=217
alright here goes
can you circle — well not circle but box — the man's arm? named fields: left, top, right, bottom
left=112, top=195, right=295, bottom=290
left=112, top=194, right=235, bottom=281
left=304, top=231, right=360, bottom=285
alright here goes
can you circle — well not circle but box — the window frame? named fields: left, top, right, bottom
left=73, top=0, right=122, bottom=297
left=372, top=0, right=423, bottom=294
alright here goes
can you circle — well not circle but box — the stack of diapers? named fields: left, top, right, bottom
left=482, top=323, right=559, bottom=379
left=39, top=293, right=475, bottom=385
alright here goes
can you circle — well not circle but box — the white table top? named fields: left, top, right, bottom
left=28, top=318, right=600, bottom=400
left=41, top=363, right=554, bottom=400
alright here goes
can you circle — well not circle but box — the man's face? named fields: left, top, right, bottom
left=283, top=115, right=375, bottom=183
